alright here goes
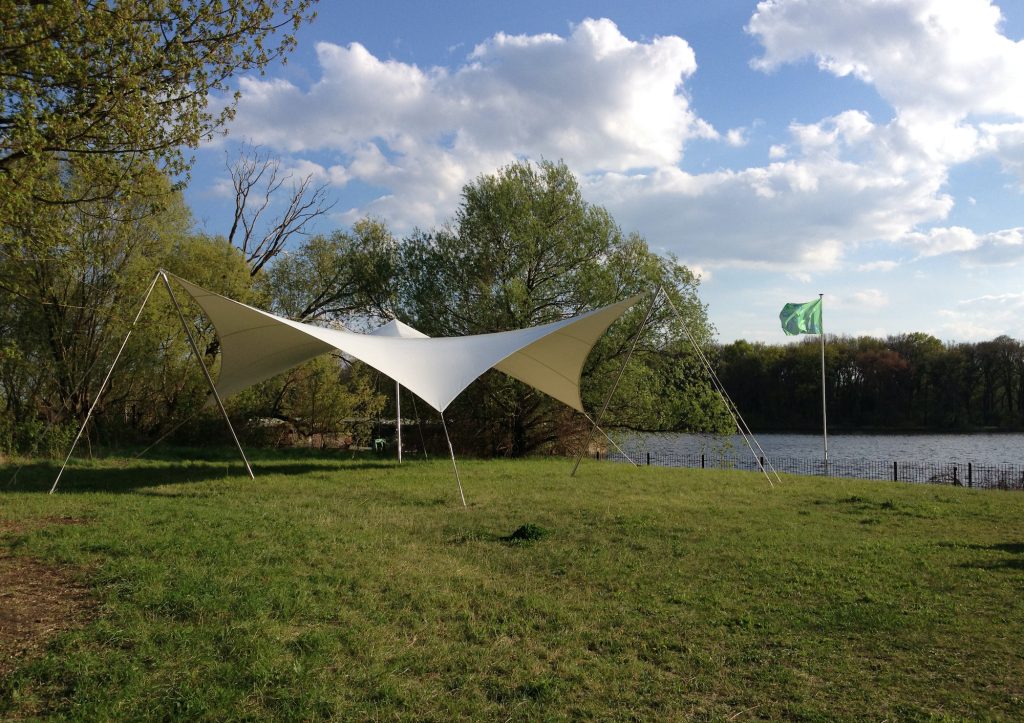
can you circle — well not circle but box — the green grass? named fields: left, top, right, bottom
left=2, top=451, right=1023, bottom=719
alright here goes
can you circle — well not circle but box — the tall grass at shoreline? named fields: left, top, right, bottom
left=2, top=452, right=1023, bottom=719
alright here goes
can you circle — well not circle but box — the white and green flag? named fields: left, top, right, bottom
left=780, top=298, right=823, bottom=336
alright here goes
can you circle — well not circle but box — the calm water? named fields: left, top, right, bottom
left=620, top=432, right=1024, bottom=466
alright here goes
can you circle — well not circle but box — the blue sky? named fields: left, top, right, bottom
left=185, top=0, right=1024, bottom=343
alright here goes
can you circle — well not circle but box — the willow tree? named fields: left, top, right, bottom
left=397, top=160, right=730, bottom=456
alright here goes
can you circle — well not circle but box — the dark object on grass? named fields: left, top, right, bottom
left=504, top=523, right=548, bottom=543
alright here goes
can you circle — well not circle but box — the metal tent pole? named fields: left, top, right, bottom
left=819, top=293, right=828, bottom=473
left=50, top=272, right=162, bottom=494
left=396, top=380, right=403, bottom=464
left=160, top=271, right=254, bottom=480
left=571, top=288, right=661, bottom=477
left=440, top=412, right=466, bottom=507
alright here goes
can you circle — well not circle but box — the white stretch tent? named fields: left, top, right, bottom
left=170, top=274, right=640, bottom=414
left=49, top=271, right=642, bottom=497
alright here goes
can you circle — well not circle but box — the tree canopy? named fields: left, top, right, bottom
left=1, top=0, right=317, bottom=212
left=395, top=160, right=730, bottom=455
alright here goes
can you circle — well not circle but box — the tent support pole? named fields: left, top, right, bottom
left=396, top=380, right=402, bottom=464
left=440, top=412, right=466, bottom=507
left=572, top=288, right=661, bottom=477
left=50, top=271, right=162, bottom=494
left=411, top=395, right=428, bottom=460
left=160, top=271, right=254, bottom=480
left=660, top=287, right=779, bottom=487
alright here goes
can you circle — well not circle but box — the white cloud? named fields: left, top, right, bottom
left=936, top=308, right=1014, bottom=341
left=850, top=288, right=889, bottom=309
left=725, top=128, right=748, bottom=147
left=900, top=225, right=1024, bottom=264
left=960, top=292, right=1024, bottom=308
left=857, top=260, right=900, bottom=272
left=902, top=226, right=980, bottom=257
left=206, top=5, right=1024, bottom=274
left=748, top=0, right=1024, bottom=121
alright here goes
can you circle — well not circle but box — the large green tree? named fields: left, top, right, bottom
left=396, top=160, right=730, bottom=456
left=1, top=0, right=317, bottom=211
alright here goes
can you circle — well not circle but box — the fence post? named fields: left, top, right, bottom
left=893, top=461, right=898, bottom=482
left=595, top=450, right=600, bottom=461
left=968, top=462, right=972, bottom=488
left=646, top=452, right=650, bottom=466
left=701, top=453, right=705, bottom=469
left=953, top=465, right=959, bottom=486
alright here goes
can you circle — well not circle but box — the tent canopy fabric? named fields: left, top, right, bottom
left=170, top=274, right=640, bottom=413
left=369, top=319, right=429, bottom=339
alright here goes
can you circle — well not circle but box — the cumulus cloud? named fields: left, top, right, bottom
left=749, top=0, right=1024, bottom=121
left=858, top=260, right=900, bottom=272
left=850, top=288, right=889, bottom=309
left=585, top=109, right=951, bottom=268
left=208, top=4, right=1024, bottom=273
left=900, top=225, right=1024, bottom=264
left=221, top=19, right=712, bottom=230
left=742, top=0, right=1024, bottom=265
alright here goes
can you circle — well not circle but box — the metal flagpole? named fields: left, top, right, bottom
left=396, top=380, right=402, bottom=464
left=50, top=271, right=162, bottom=494
left=160, top=271, right=254, bottom=480
left=571, top=288, right=661, bottom=477
left=439, top=412, right=466, bottom=507
left=820, top=293, right=828, bottom=472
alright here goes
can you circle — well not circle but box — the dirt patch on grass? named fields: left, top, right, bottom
left=0, top=518, right=96, bottom=677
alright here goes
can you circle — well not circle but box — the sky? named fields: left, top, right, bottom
left=184, top=0, right=1024, bottom=344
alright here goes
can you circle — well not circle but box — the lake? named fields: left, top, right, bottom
left=616, top=432, right=1024, bottom=467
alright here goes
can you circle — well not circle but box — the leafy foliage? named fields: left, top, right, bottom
left=396, top=160, right=730, bottom=455
left=717, top=333, right=1024, bottom=431
left=1, top=0, right=317, bottom=210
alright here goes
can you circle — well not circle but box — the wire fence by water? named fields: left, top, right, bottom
left=603, top=447, right=1024, bottom=490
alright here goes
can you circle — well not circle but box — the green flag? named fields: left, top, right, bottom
left=780, top=298, right=822, bottom=335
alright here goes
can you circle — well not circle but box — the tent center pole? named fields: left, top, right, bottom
left=396, top=380, right=402, bottom=464
left=160, top=271, right=254, bottom=480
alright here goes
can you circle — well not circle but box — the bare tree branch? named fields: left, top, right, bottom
left=225, top=143, right=336, bottom=276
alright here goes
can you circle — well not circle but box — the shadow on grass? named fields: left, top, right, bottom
left=0, top=457, right=403, bottom=495
left=954, top=541, right=1024, bottom=571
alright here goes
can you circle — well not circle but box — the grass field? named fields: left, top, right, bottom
left=2, top=451, right=1023, bottom=719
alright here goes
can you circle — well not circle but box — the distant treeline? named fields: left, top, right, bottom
left=715, top=333, right=1024, bottom=432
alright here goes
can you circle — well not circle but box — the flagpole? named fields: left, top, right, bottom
left=819, top=293, right=828, bottom=472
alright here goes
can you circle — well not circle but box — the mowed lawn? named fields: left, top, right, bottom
left=2, top=452, right=1023, bottom=719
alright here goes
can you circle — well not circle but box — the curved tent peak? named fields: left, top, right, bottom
left=370, top=319, right=429, bottom=339
left=166, top=272, right=643, bottom=414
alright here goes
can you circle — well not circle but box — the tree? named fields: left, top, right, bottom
left=260, top=219, right=398, bottom=323
left=1, top=0, right=318, bottom=211
left=396, top=160, right=728, bottom=456
left=226, top=144, right=335, bottom=276
left=0, top=162, right=195, bottom=452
